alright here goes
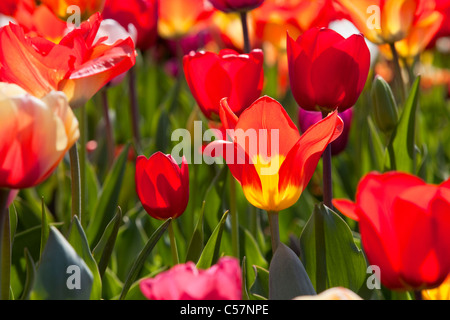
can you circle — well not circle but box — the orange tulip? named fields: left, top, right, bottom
left=379, top=1, right=444, bottom=59
left=208, top=96, right=343, bottom=212
left=0, top=13, right=136, bottom=108
left=335, top=0, right=422, bottom=44
left=158, top=0, right=214, bottom=39
left=0, top=82, right=79, bottom=189
left=40, top=0, right=105, bottom=20
left=251, top=0, right=333, bottom=49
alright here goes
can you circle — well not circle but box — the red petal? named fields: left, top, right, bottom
left=332, top=199, right=359, bottom=221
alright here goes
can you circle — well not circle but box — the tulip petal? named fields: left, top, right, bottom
left=277, top=111, right=343, bottom=210
left=332, top=199, right=359, bottom=221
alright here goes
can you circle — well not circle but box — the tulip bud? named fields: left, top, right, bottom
left=371, top=75, right=399, bottom=134
left=135, top=152, right=189, bottom=220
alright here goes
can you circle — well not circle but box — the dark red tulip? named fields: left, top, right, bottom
left=287, top=27, right=370, bottom=112
left=298, top=107, right=353, bottom=156
left=135, top=152, right=189, bottom=220
left=208, top=0, right=264, bottom=13
left=183, top=49, right=264, bottom=120
left=102, top=0, right=158, bottom=51
left=333, top=172, right=450, bottom=291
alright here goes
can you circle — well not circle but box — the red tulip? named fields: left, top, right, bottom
left=102, top=0, right=158, bottom=51
left=135, top=152, right=189, bottom=220
left=0, top=13, right=136, bottom=108
left=333, top=172, right=450, bottom=291
left=183, top=49, right=264, bottom=120
left=287, top=27, right=370, bottom=112
left=208, top=0, right=265, bottom=13
left=208, top=96, right=343, bottom=212
left=298, top=107, right=353, bottom=156
left=140, top=257, right=241, bottom=300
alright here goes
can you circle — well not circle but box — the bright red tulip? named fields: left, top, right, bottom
left=140, top=257, right=241, bottom=300
left=287, top=27, right=370, bottom=112
left=208, top=96, right=343, bottom=212
left=135, top=152, right=189, bottom=220
left=208, top=0, right=265, bottom=13
left=183, top=49, right=264, bottom=120
left=102, top=0, right=158, bottom=51
left=0, top=83, right=79, bottom=189
left=333, top=172, right=450, bottom=291
left=0, top=13, right=136, bottom=108
left=298, top=107, right=353, bottom=156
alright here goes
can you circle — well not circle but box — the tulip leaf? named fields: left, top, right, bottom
left=40, top=197, right=49, bottom=261
left=68, top=216, right=102, bottom=300
left=249, top=265, right=269, bottom=300
left=299, top=203, right=367, bottom=294
left=30, top=227, right=93, bottom=300
left=19, top=248, right=36, bottom=300
left=119, top=218, right=171, bottom=300
left=196, top=210, right=229, bottom=270
left=385, top=76, right=421, bottom=173
left=269, top=242, right=316, bottom=300
left=86, top=143, right=130, bottom=248
left=92, top=207, right=123, bottom=278
left=185, top=201, right=205, bottom=263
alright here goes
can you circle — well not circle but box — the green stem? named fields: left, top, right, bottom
left=229, top=173, right=239, bottom=258
left=79, top=104, right=87, bottom=225
left=389, top=42, right=406, bottom=103
left=128, top=66, right=141, bottom=154
left=101, top=89, right=115, bottom=169
left=267, top=211, right=280, bottom=254
left=321, top=112, right=333, bottom=209
left=0, top=188, right=10, bottom=300
left=168, top=220, right=179, bottom=265
left=69, top=145, right=81, bottom=220
left=240, top=11, right=251, bottom=53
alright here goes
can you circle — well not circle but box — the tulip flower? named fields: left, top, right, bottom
left=135, top=152, right=189, bottom=220
left=209, top=0, right=265, bottom=13
left=333, top=172, right=450, bottom=291
left=298, top=107, right=353, bottom=156
left=40, top=0, right=105, bottom=20
left=158, top=0, right=214, bottom=39
left=287, top=27, right=370, bottom=113
left=183, top=49, right=264, bottom=120
left=0, top=82, right=79, bottom=189
left=252, top=0, right=334, bottom=49
left=209, top=96, right=343, bottom=212
left=140, top=257, right=242, bottom=300
left=102, top=0, right=158, bottom=51
left=422, top=275, right=450, bottom=300
left=0, top=13, right=136, bottom=108
left=335, top=0, right=419, bottom=45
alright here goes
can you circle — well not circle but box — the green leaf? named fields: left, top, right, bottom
left=0, top=204, right=11, bottom=300
left=196, top=210, right=229, bottom=270
left=299, top=203, right=367, bottom=293
left=40, top=197, right=49, bottom=261
left=185, top=201, right=205, bottom=263
left=86, top=143, right=130, bottom=247
left=119, top=218, right=171, bottom=300
left=269, top=242, right=316, bottom=300
left=19, top=248, right=36, bottom=300
left=385, top=76, right=421, bottom=173
left=30, top=227, right=93, bottom=300
left=92, top=207, right=122, bottom=278
left=249, top=265, right=269, bottom=300
left=68, top=216, right=102, bottom=300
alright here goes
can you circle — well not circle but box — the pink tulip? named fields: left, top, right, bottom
left=140, top=257, right=242, bottom=300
